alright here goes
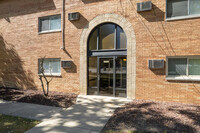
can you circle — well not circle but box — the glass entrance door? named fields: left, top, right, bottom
left=88, top=56, right=127, bottom=97
left=99, top=57, right=114, bottom=96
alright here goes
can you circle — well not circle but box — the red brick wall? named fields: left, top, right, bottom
left=0, top=0, right=200, bottom=104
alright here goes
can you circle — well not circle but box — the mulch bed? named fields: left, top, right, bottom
left=0, top=87, right=77, bottom=108
left=102, top=100, right=200, bottom=133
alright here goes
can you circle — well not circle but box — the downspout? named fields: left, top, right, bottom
left=62, top=0, right=65, bottom=50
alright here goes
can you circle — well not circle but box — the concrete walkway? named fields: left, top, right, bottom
left=0, top=95, right=131, bottom=133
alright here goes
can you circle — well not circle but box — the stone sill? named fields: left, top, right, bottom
left=166, top=76, right=200, bottom=81
left=166, top=14, right=200, bottom=21
left=38, top=30, right=61, bottom=35
left=38, top=74, right=61, bottom=77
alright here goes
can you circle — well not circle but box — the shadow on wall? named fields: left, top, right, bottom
left=63, top=62, right=77, bottom=73
left=150, top=61, right=166, bottom=75
left=70, top=14, right=89, bottom=29
left=138, top=4, right=165, bottom=22
left=0, top=0, right=56, bottom=20
left=0, top=35, right=36, bottom=90
left=81, top=0, right=105, bottom=4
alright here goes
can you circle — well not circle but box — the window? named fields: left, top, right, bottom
left=99, top=24, right=115, bottom=50
left=168, top=58, right=187, bottom=75
left=166, top=0, right=200, bottom=20
left=189, top=59, right=200, bottom=75
left=88, top=23, right=127, bottom=51
left=39, top=15, right=61, bottom=33
left=38, top=58, right=61, bottom=76
left=167, top=57, right=200, bottom=81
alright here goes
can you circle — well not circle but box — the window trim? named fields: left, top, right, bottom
left=38, top=14, right=61, bottom=34
left=165, top=0, right=200, bottom=21
left=38, top=58, right=61, bottom=76
left=166, top=56, right=200, bottom=81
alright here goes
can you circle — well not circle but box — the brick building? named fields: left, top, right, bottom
left=0, top=0, right=200, bottom=105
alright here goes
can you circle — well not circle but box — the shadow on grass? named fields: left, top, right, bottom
left=0, top=114, right=40, bottom=133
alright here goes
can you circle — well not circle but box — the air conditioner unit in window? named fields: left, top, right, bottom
left=68, top=12, right=80, bottom=21
left=137, top=1, right=152, bottom=12
left=61, top=61, right=72, bottom=68
left=148, top=60, right=164, bottom=69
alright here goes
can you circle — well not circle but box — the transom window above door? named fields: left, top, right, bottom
left=88, top=23, right=127, bottom=51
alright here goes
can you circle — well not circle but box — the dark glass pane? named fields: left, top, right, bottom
left=40, top=17, right=49, bottom=32
left=88, top=57, right=98, bottom=95
left=99, top=58, right=113, bottom=96
left=116, top=56, right=127, bottom=91
left=167, top=0, right=188, bottom=18
left=99, top=24, right=115, bottom=50
left=189, top=59, right=200, bottom=75
left=168, top=58, right=187, bottom=75
left=117, top=26, right=127, bottom=49
left=89, top=29, right=98, bottom=50
left=50, top=15, right=61, bottom=30
left=189, top=0, right=200, bottom=15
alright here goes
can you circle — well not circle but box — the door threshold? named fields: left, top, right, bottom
left=79, top=95, right=132, bottom=101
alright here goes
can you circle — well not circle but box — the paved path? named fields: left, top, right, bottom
left=0, top=95, right=131, bottom=133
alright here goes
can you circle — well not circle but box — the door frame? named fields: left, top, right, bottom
left=88, top=55, right=127, bottom=97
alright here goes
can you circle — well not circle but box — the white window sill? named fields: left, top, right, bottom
left=38, top=29, right=61, bottom=34
left=38, top=74, right=61, bottom=77
left=166, top=76, right=200, bottom=81
left=166, top=14, right=200, bottom=21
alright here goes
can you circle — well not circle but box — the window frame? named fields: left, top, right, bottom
left=38, top=58, right=61, bottom=77
left=38, top=14, right=61, bottom=34
left=166, top=0, right=200, bottom=21
left=166, top=56, right=200, bottom=81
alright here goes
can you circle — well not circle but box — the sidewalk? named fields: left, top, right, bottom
left=0, top=95, right=131, bottom=133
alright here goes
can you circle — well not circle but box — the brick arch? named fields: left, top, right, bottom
left=80, top=13, right=136, bottom=99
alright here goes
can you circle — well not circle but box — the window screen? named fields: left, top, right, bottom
left=50, top=15, right=61, bottom=30
left=189, top=59, right=200, bottom=75
left=39, top=58, right=61, bottom=75
left=39, top=15, right=61, bottom=32
left=167, top=0, right=188, bottom=18
left=189, top=0, right=200, bottom=15
left=40, top=18, right=49, bottom=32
left=168, top=58, right=187, bottom=75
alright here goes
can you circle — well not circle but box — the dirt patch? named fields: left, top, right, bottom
left=102, top=100, right=200, bottom=133
left=0, top=88, right=77, bottom=108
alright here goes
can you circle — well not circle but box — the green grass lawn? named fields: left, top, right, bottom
left=0, top=114, right=40, bottom=133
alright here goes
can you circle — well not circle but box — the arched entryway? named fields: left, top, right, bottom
left=80, top=14, right=136, bottom=99
left=87, top=23, right=127, bottom=97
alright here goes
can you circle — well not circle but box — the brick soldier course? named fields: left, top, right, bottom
left=0, top=0, right=200, bottom=105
